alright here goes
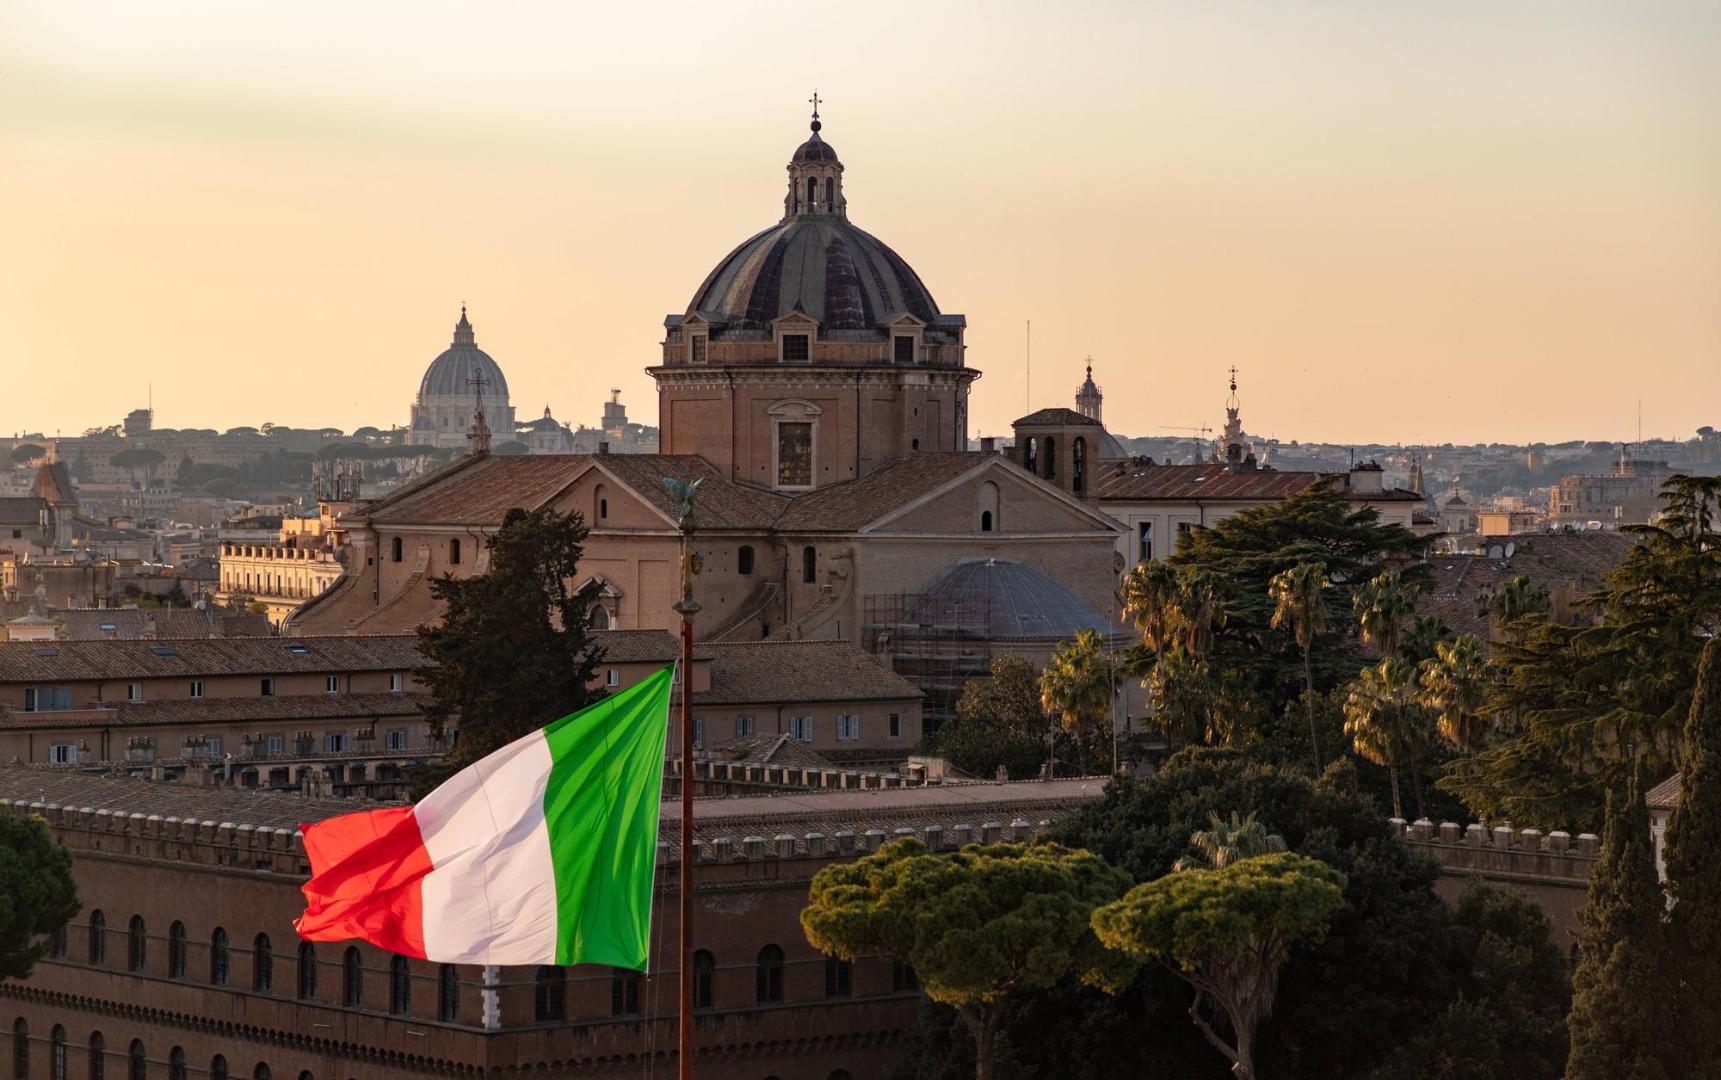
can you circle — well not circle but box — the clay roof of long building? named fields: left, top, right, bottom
left=691, top=640, right=922, bottom=704
left=0, top=635, right=424, bottom=682
left=0, top=691, right=428, bottom=730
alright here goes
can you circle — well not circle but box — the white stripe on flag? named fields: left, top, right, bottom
left=415, top=730, right=560, bottom=965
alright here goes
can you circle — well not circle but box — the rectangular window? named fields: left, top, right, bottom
left=692, top=718, right=704, bottom=747
left=836, top=714, right=860, bottom=741
left=386, top=729, right=407, bottom=751
left=206, top=737, right=222, bottom=757
left=1138, top=521, right=1153, bottom=563
left=605, top=668, right=620, bottom=688
left=126, top=682, right=143, bottom=703
left=325, top=675, right=340, bottom=694
left=888, top=712, right=902, bottom=740
left=894, top=335, right=915, bottom=364
left=789, top=715, right=814, bottom=742
left=736, top=715, right=754, bottom=738
left=189, top=680, right=204, bottom=699
left=23, top=687, right=73, bottom=712
left=260, top=678, right=274, bottom=697
left=781, top=334, right=809, bottom=363
left=389, top=673, right=404, bottom=692
left=325, top=732, right=349, bottom=753
left=778, top=423, right=813, bottom=488
left=49, top=743, right=76, bottom=764
left=690, top=335, right=707, bottom=364
left=267, top=735, right=284, bottom=755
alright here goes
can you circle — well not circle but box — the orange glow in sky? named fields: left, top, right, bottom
left=3, top=1, right=1717, bottom=444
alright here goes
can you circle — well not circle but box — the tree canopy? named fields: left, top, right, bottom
left=802, top=838, right=1132, bottom=1080
left=415, top=506, right=604, bottom=783
left=0, top=808, right=80, bottom=981
left=923, top=654, right=1054, bottom=780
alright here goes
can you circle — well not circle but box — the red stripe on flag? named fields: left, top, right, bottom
left=294, top=806, right=432, bottom=959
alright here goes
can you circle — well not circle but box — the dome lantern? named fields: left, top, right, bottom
left=785, top=92, right=846, bottom=221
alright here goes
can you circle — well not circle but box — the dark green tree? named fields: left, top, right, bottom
left=0, top=808, right=80, bottom=981
left=801, top=839, right=1133, bottom=1080
left=1564, top=766, right=1670, bottom=1080
left=925, top=654, right=1054, bottom=780
left=415, top=506, right=604, bottom=775
left=1665, top=637, right=1721, bottom=1071
left=1092, top=851, right=1347, bottom=1080
left=9, top=444, right=46, bottom=466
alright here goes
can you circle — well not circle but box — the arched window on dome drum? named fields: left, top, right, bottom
left=1073, top=437, right=1087, bottom=495
left=1043, top=437, right=1057, bottom=480
left=737, top=545, right=755, bottom=576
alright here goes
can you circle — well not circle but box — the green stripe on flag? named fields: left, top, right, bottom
left=540, top=665, right=674, bottom=969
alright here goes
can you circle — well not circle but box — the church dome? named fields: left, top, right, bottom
left=791, top=131, right=840, bottom=163
left=418, top=309, right=510, bottom=402
left=686, top=219, right=940, bottom=331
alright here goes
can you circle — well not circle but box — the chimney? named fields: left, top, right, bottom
left=597, top=442, right=610, bottom=455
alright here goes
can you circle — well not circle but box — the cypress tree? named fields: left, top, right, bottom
left=1564, top=763, right=1670, bottom=1080
left=1665, top=637, right=1721, bottom=1071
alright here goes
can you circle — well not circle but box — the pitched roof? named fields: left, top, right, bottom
left=0, top=498, right=43, bottom=526
left=1092, top=462, right=1325, bottom=501
left=0, top=691, right=427, bottom=730
left=1646, top=774, right=1681, bottom=811
left=0, top=766, right=359, bottom=830
left=1417, top=532, right=1636, bottom=637
left=590, top=455, right=788, bottom=530
left=30, top=463, right=76, bottom=504
left=592, top=629, right=680, bottom=664
left=702, top=732, right=836, bottom=769
left=362, top=454, right=586, bottom=526
left=1013, top=407, right=1100, bottom=428
left=55, top=608, right=224, bottom=641
left=693, top=640, right=922, bottom=705
left=772, top=453, right=998, bottom=531
left=0, top=635, right=423, bottom=682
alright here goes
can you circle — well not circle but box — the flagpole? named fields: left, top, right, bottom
left=674, top=504, right=700, bottom=1080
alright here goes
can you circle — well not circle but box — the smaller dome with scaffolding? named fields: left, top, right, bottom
left=912, top=559, right=1123, bottom=643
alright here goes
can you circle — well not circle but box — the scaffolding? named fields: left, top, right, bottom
left=863, top=592, right=996, bottom=733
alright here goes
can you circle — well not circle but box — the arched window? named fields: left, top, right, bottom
left=342, top=948, right=362, bottom=1007
left=609, top=968, right=640, bottom=1017
left=802, top=546, right=816, bottom=584
left=533, top=966, right=565, bottom=1022
left=825, top=177, right=834, bottom=205
left=1043, top=436, right=1057, bottom=479
left=167, top=923, right=185, bottom=979
left=252, top=934, right=273, bottom=992
left=167, top=1048, right=185, bottom=1080
left=1023, top=436, right=1038, bottom=474
left=807, top=177, right=818, bottom=206
left=86, top=1033, right=102, bottom=1080
left=692, top=950, right=714, bottom=1010
left=48, top=1026, right=64, bottom=1080
left=980, top=510, right=993, bottom=532
left=126, top=1040, right=144, bottom=1080
left=209, top=929, right=228, bottom=985
left=448, top=538, right=461, bottom=566
left=127, top=916, right=146, bottom=972
left=389, top=956, right=411, bottom=1015
left=823, top=954, right=852, bottom=998
left=1072, top=436, right=1087, bottom=495
left=208, top=1056, right=226, bottom=1080
left=251, top=1067, right=269, bottom=1080
left=13, top=1018, right=28, bottom=1080
left=390, top=536, right=402, bottom=563
left=297, top=942, right=317, bottom=1001
left=587, top=605, right=610, bottom=631
left=438, top=965, right=459, bottom=1022
left=88, top=910, right=105, bottom=966
left=594, top=484, right=607, bottom=522
left=737, top=545, right=755, bottom=576
left=755, top=945, right=784, bottom=1004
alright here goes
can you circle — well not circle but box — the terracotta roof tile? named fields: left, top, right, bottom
left=1418, top=533, right=1636, bottom=637
left=692, top=640, right=923, bottom=705
left=1014, top=408, right=1101, bottom=428
left=772, top=453, right=995, bottom=531
left=1092, top=463, right=1327, bottom=501
left=0, top=692, right=427, bottom=730
left=1646, top=774, right=1681, bottom=810
left=0, top=635, right=423, bottom=682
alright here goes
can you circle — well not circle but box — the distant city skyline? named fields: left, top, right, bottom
left=3, top=1, right=1718, bottom=445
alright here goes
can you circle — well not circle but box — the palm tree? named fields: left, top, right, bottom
left=1269, top=561, right=1330, bottom=774
left=1121, top=560, right=1181, bottom=653
left=1400, top=615, right=1451, bottom=664
left=1040, top=629, right=1117, bottom=775
left=1488, top=575, right=1550, bottom=641
left=1173, top=570, right=1228, bottom=659
left=1419, top=634, right=1492, bottom=759
left=1144, top=644, right=1207, bottom=749
left=1354, top=569, right=1419, bottom=660
left=1173, top=811, right=1287, bottom=872
left=1344, top=657, right=1433, bottom=820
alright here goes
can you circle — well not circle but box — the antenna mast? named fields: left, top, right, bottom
left=1025, top=320, right=1031, bottom=413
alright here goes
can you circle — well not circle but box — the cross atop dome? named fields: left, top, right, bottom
left=809, top=90, right=822, bottom=132
left=453, top=305, right=476, bottom=347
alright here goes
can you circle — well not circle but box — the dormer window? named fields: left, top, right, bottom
left=894, top=336, right=915, bottom=364
left=781, top=334, right=809, bottom=363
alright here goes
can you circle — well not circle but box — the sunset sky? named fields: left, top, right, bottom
left=3, top=1, right=1718, bottom=445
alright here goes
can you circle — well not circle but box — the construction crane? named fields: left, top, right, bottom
left=1160, top=425, right=1212, bottom=464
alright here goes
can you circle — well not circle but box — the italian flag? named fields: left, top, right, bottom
left=294, top=666, right=674, bottom=969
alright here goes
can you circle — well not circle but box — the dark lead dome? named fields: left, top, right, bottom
left=418, top=309, right=509, bottom=401
left=792, top=131, right=839, bottom=163
left=686, top=219, right=940, bottom=330
left=911, top=560, right=1124, bottom=642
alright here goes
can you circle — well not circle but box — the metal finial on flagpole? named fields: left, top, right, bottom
left=666, top=476, right=703, bottom=1079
